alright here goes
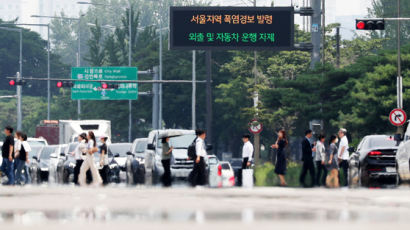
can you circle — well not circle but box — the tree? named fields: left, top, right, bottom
left=368, top=0, right=410, bottom=49
left=85, top=19, right=105, bottom=66
left=0, top=21, right=69, bottom=96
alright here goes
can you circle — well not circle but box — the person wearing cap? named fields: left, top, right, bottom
left=338, top=128, right=349, bottom=187
left=99, top=136, right=109, bottom=185
left=72, top=133, right=87, bottom=185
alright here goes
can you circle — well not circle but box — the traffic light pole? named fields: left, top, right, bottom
left=397, top=0, right=402, bottom=109
left=0, top=26, right=23, bottom=130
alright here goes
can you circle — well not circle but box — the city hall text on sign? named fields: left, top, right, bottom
left=170, top=7, right=294, bottom=50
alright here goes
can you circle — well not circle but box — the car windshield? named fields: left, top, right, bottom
left=28, top=140, right=47, bottom=146
left=163, top=134, right=196, bottom=149
left=221, top=163, right=231, bottom=170
left=30, top=146, right=43, bottom=158
left=109, top=144, right=131, bottom=157
left=40, top=146, right=57, bottom=159
left=134, top=140, right=147, bottom=154
left=230, top=159, right=242, bottom=167
left=208, top=157, right=218, bottom=165
left=367, top=136, right=397, bottom=149
left=68, top=143, right=78, bottom=152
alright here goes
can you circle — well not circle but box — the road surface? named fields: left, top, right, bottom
left=1, top=185, right=410, bottom=229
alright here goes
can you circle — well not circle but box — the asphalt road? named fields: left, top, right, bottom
left=1, top=185, right=410, bottom=230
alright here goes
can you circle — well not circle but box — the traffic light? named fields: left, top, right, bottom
left=101, top=82, right=119, bottom=89
left=9, top=79, right=25, bottom=86
left=356, top=19, right=385, bottom=30
left=56, top=81, right=74, bottom=88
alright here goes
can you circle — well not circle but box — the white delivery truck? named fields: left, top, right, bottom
left=36, top=120, right=111, bottom=144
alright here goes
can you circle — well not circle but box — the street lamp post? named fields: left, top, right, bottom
left=31, top=15, right=83, bottom=120
left=0, top=26, right=22, bottom=130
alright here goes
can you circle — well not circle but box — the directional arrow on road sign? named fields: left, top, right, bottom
left=389, top=108, right=407, bottom=126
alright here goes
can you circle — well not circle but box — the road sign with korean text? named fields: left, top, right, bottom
left=169, top=6, right=294, bottom=50
left=71, top=67, right=138, bottom=100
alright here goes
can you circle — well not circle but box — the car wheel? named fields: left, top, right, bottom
left=126, top=167, right=134, bottom=185
left=137, top=167, right=145, bottom=184
left=63, top=168, right=70, bottom=184
left=395, top=162, right=401, bottom=187
left=348, top=164, right=359, bottom=188
left=359, top=166, right=369, bottom=187
left=152, top=168, right=159, bottom=185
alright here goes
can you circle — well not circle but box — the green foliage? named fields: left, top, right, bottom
left=85, top=19, right=105, bottom=66
left=254, top=162, right=303, bottom=187
left=368, top=0, right=410, bottom=49
left=0, top=21, right=69, bottom=96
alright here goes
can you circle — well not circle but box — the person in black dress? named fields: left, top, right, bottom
left=271, top=130, right=288, bottom=186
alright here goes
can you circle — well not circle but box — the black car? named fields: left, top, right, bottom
left=57, top=142, right=79, bottom=184
left=31, top=145, right=59, bottom=183
left=349, top=135, right=399, bottom=187
left=28, top=146, right=44, bottom=183
left=126, top=138, right=148, bottom=185
left=57, top=143, right=121, bottom=184
left=229, top=158, right=243, bottom=186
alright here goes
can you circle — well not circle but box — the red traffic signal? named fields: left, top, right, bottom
left=8, top=79, right=25, bottom=86
left=356, top=21, right=365, bottom=30
left=356, top=19, right=385, bottom=30
left=56, top=81, right=74, bottom=88
left=101, top=82, right=118, bottom=89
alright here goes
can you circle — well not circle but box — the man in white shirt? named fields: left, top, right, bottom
left=239, top=134, right=253, bottom=186
left=242, top=134, right=253, bottom=169
left=338, top=128, right=349, bottom=187
left=191, top=129, right=207, bottom=186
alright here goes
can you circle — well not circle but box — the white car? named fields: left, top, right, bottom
left=48, top=144, right=67, bottom=184
left=27, top=137, right=48, bottom=147
left=207, top=155, right=220, bottom=187
left=145, top=129, right=197, bottom=184
left=396, top=121, right=410, bottom=183
left=218, top=161, right=235, bottom=187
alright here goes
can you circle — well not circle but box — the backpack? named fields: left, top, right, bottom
left=187, top=137, right=197, bottom=160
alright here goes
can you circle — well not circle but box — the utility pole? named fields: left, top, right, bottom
left=47, top=25, right=50, bottom=120
left=253, top=0, right=260, bottom=166
left=336, top=26, right=340, bottom=68
left=17, top=72, right=22, bottom=131
left=310, top=0, right=321, bottom=68
left=397, top=0, right=402, bottom=109
left=18, top=29, right=22, bottom=131
left=397, top=0, right=403, bottom=134
left=78, top=16, right=82, bottom=120
left=321, top=0, right=325, bottom=66
left=128, top=0, right=133, bottom=142
left=152, top=66, right=160, bottom=129
left=159, top=18, right=163, bottom=130
left=206, top=51, right=213, bottom=145
left=192, top=50, right=196, bottom=130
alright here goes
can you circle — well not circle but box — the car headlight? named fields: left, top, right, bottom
left=136, top=157, right=145, bottom=164
left=109, top=163, right=119, bottom=169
